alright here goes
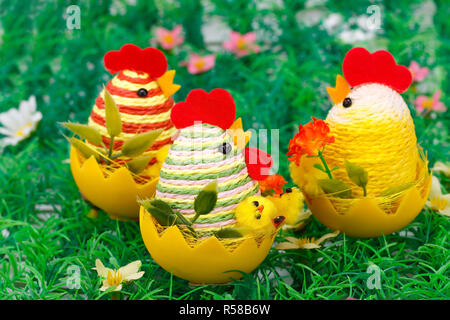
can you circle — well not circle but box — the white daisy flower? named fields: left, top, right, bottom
left=0, top=96, right=42, bottom=147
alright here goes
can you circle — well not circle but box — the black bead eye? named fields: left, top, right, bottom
left=274, top=216, right=285, bottom=224
left=343, top=97, right=352, bottom=108
left=137, top=88, right=148, bottom=97
left=285, top=187, right=292, bottom=193
left=252, top=201, right=259, bottom=207
left=219, top=142, right=232, bottom=155
left=255, top=214, right=261, bottom=220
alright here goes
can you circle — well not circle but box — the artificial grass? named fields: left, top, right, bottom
left=0, top=0, right=449, bottom=300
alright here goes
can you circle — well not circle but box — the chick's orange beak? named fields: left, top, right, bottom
left=257, top=205, right=264, bottom=213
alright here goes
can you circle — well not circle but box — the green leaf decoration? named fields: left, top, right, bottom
left=344, top=160, right=368, bottom=196
left=69, top=137, right=99, bottom=161
left=148, top=199, right=175, bottom=214
left=378, top=182, right=416, bottom=197
left=313, top=163, right=325, bottom=172
left=103, top=88, right=122, bottom=138
left=215, top=228, right=243, bottom=239
left=144, top=204, right=177, bottom=226
left=121, top=129, right=163, bottom=157
left=194, top=181, right=218, bottom=216
left=127, top=156, right=152, bottom=174
left=318, top=179, right=353, bottom=198
left=60, top=122, right=103, bottom=146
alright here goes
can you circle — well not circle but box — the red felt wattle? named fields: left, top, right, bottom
left=103, top=44, right=167, bottom=79
left=244, top=147, right=273, bottom=181
left=171, top=88, right=236, bottom=130
left=342, top=47, right=412, bottom=93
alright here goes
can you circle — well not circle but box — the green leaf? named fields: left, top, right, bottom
left=313, top=163, right=325, bottom=172
left=144, top=204, right=177, bottom=226
left=378, top=182, right=416, bottom=197
left=194, top=181, right=218, bottom=216
left=103, top=88, right=122, bottom=138
left=344, top=160, right=368, bottom=188
left=344, top=160, right=368, bottom=195
left=121, top=129, right=162, bottom=157
left=147, top=199, right=175, bottom=216
left=60, top=122, right=103, bottom=145
left=215, top=228, right=243, bottom=239
left=318, top=179, right=353, bottom=198
left=69, top=137, right=99, bottom=161
left=127, top=156, right=152, bottom=174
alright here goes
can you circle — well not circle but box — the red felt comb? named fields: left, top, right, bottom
left=171, top=88, right=236, bottom=130
left=342, top=47, right=412, bottom=93
left=244, top=147, right=272, bottom=181
left=103, top=44, right=167, bottom=79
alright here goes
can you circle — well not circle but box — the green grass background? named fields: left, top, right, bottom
left=0, top=0, right=449, bottom=299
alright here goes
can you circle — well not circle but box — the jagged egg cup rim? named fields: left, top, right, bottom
left=70, top=146, right=159, bottom=190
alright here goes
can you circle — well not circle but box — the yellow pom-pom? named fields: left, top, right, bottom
left=267, top=187, right=304, bottom=226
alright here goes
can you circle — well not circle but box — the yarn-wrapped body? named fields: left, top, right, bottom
left=323, top=83, right=419, bottom=197
left=87, top=69, right=176, bottom=165
left=156, top=123, right=260, bottom=237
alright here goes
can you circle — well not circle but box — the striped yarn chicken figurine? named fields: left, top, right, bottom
left=154, top=88, right=275, bottom=238
left=69, top=44, right=180, bottom=220
left=87, top=44, right=180, bottom=170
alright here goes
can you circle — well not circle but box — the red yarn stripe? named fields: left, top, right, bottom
left=89, top=110, right=173, bottom=134
left=105, top=81, right=163, bottom=98
left=95, top=96, right=174, bottom=115
left=101, top=136, right=173, bottom=151
left=116, top=71, right=154, bottom=84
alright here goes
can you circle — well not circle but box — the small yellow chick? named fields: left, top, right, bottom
left=234, top=196, right=286, bottom=235
left=266, top=187, right=304, bottom=226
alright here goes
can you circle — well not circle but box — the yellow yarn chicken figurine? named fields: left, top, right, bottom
left=287, top=47, right=432, bottom=238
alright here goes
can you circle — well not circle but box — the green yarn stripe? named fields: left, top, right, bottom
left=170, top=138, right=232, bottom=152
left=157, top=175, right=253, bottom=195
left=165, top=183, right=259, bottom=210
left=160, top=162, right=247, bottom=180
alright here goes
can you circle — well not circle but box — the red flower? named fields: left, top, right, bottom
left=259, top=174, right=288, bottom=195
left=287, top=117, right=334, bottom=165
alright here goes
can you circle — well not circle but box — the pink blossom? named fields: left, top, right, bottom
left=155, top=25, right=184, bottom=50
left=409, top=61, right=429, bottom=82
left=223, top=31, right=260, bottom=57
left=185, top=53, right=215, bottom=74
left=415, top=90, right=446, bottom=113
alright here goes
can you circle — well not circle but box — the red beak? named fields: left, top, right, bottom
left=257, top=205, right=264, bottom=213
left=244, top=147, right=273, bottom=181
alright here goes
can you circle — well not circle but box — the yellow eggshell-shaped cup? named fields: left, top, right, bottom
left=304, top=172, right=432, bottom=238
left=139, top=207, right=275, bottom=284
left=70, top=147, right=159, bottom=220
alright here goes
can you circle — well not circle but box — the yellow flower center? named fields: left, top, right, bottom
left=194, top=58, right=205, bottom=70
left=106, top=269, right=123, bottom=286
left=297, top=237, right=315, bottom=246
left=237, top=38, right=247, bottom=50
left=163, top=34, right=174, bottom=44
left=430, top=196, right=447, bottom=211
left=15, top=122, right=32, bottom=137
left=422, top=98, right=434, bottom=110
